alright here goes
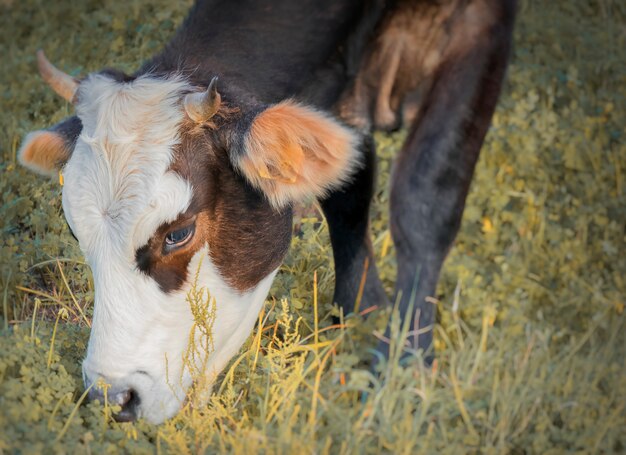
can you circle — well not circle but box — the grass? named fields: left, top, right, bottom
left=1, top=0, right=625, bottom=453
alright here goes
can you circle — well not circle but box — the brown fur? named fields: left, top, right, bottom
left=338, top=0, right=498, bottom=131
left=135, top=211, right=209, bottom=293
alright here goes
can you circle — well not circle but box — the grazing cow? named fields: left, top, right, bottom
left=18, top=0, right=516, bottom=423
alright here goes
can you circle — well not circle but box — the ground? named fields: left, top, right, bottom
left=0, top=0, right=624, bottom=453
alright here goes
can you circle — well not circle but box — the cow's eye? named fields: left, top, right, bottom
left=164, top=224, right=195, bottom=250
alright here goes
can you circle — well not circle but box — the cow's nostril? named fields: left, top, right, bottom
left=111, top=389, right=132, bottom=407
left=112, top=389, right=140, bottom=422
left=86, top=384, right=141, bottom=422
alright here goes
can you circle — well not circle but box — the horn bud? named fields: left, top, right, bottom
left=36, top=50, right=79, bottom=103
left=184, top=77, right=221, bottom=123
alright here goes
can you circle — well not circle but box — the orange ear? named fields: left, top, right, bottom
left=236, top=101, right=360, bottom=208
left=18, top=130, right=71, bottom=177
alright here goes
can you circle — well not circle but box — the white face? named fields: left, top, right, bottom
left=61, top=74, right=276, bottom=423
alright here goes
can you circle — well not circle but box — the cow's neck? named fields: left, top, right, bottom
left=138, top=0, right=388, bottom=107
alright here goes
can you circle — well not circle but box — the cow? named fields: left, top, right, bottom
left=18, top=0, right=516, bottom=423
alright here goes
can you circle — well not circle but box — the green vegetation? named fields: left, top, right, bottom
left=1, top=0, right=624, bottom=452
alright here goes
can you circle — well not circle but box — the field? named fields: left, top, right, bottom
left=1, top=0, right=624, bottom=453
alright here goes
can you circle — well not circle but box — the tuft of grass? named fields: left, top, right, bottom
left=1, top=0, right=625, bottom=453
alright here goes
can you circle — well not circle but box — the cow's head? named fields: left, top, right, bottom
left=19, top=52, right=359, bottom=423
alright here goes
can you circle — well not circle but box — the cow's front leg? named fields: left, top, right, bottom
left=321, top=135, right=389, bottom=317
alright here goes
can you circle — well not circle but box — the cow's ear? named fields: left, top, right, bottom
left=233, top=101, right=361, bottom=208
left=18, top=116, right=82, bottom=177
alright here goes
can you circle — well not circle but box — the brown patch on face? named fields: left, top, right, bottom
left=136, top=122, right=293, bottom=294
left=18, top=130, right=71, bottom=176
left=135, top=212, right=209, bottom=293
left=238, top=100, right=359, bottom=209
left=203, top=168, right=293, bottom=292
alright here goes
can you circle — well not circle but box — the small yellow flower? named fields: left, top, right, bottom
left=482, top=217, right=494, bottom=233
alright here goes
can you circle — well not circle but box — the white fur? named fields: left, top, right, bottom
left=62, top=74, right=274, bottom=423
